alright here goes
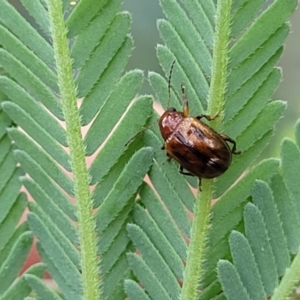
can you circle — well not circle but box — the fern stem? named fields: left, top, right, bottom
left=207, top=0, right=232, bottom=131
left=46, top=1, right=100, bottom=300
left=181, top=1, right=232, bottom=299
left=180, top=180, right=213, bottom=300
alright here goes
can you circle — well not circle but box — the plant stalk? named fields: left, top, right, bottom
left=181, top=1, right=232, bottom=299
left=207, top=0, right=232, bottom=131
left=180, top=180, right=213, bottom=300
left=46, top=1, right=100, bottom=299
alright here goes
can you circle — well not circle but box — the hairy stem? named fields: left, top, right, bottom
left=181, top=1, right=232, bottom=299
left=180, top=180, right=213, bottom=300
left=46, top=1, right=100, bottom=299
left=207, top=0, right=232, bottom=131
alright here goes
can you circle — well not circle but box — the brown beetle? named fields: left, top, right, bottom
left=159, top=62, right=240, bottom=182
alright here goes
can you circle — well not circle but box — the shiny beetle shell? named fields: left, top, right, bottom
left=158, top=67, right=240, bottom=180
left=159, top=108, right=238, bottom=179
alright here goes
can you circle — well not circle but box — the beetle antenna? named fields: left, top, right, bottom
left=181, top=84, right=189, bottom=117
left=167, top=60, right=176, bottom=109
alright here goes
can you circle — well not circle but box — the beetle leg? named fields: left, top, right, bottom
left=161, top=145, right=165, bottom=150
left=179, top=165, right=194, bottom=176
left=196, top=111, right=220, bottom=121
left=179, top=166, right=202, bottom=190
left=181, top=84, right=189, bottom=117
left=199, top=178, right=202, bottom=191
left=219, top=134, right=241, bottom=155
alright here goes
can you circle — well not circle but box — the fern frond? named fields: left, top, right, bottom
left=0, top=0, right=149, bottom=299
left=0, top=86, right=41, bottom=299
left=218, top=119, right=300, bottom=299
left=127, top=1, right=298, bottom=299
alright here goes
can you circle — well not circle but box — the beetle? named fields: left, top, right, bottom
left=159, top=61, right=240, bottom=184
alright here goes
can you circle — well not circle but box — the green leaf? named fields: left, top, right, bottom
left=244, top=203, right=278, bottom=295
left=79, top=36, right=133, bottom=125
left=0, top=232, right=33, bottom=294
left=217, top=260, right=251, bottom=300
left=0, top=0, right=148, bottom=298
left=224, top=68, right=282, bottom=136
left=8, top=129, right=73, bottom=195
left=211, top=158, right=280, bottom=225
left=0, top=193, right=27, bottom=252
left=0, top=0, right=297, bottom=299
left=100, top=227, right=131, bottom=275
left=0, top=77, right=65, bottom=145
left=84, top=70, right=144, bottom=154
left=89, top=96, right=153, bottom=183
left=25, top=274, right=62, bottom=300
left=228, top=231, right=266, bottom=299
left=92, top=136, right=143, bottom=209
left=272, top=240, right=300, bottom=300
left=13, top=150, right=76, bottom=220
left=0, top=112, right=13, bottom=140
left=3, top=103, right=71, bottom=171
left=20, top=0, right=50, bottom=35
left=270, top=174, right=300, bottom=254
left=1, top=264, right=46, bottom=300
left=129, top=1, right=295, bottom=299
left=281, top=138, right=300, bottom=223
left=214, top=130, right=273, bottom=196
left=229, top=0, right=297, bottom=69
left=218, top=116, right=300, bottom=299
left=159, top=0, right=212, bottom=78
left=149, top=71, right=180, bottom=110
left=138, top=182, right=187, bottom=259
left=227, top=24, right=288, bottom=97
left=101, top=253, right=132, bottom=299
left=76, top=12, right=131, bottom=97
left=231, top=0, right=265, bottom=39
left=0, top=50, right=62, bottom=119
left=127, top=224, right=181, bottom=298
left=96, top=147, right=154, bottom=233
left=97, top=202, right=133, bottom=255
left=0, top=0, right=54, bottom=66
left=66, top=0, right=109, bottom=37
left=214, top=99, right=286, bottom=195
left=127, top=253, right=173, bottom=300
left=0, top=223, right=29, bottom=269
left=156, top=26, right=208, bottom=109
left=0, top=151, right=17, bottom=195
left=178, top=1, right=214, bottom=49
left=252, top=180, right=290, bottom=276
left=148, top=162, right=191, bottom=236
left=0, top=26, right=57, bottom=92
left=0, top=136, right=12, bottom=165
left=0, top=169, right=24, bottom=225
left=71, top=0, right=122, bottom=69
left=27, top=212, right=82, bottom=294
left=144, top=128, right=195, bottom=210
left=132, top=204, right=184, bottom=279
left=124, top=279, right=151, bottom=300
left=224, top=52, right=282, bottom=123
left=28, top=202, right=80, bottom=268
left=37, top=243, right=81, bottom=300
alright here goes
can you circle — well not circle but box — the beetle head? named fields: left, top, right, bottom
left=159, top=109, right=184, bottom=141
